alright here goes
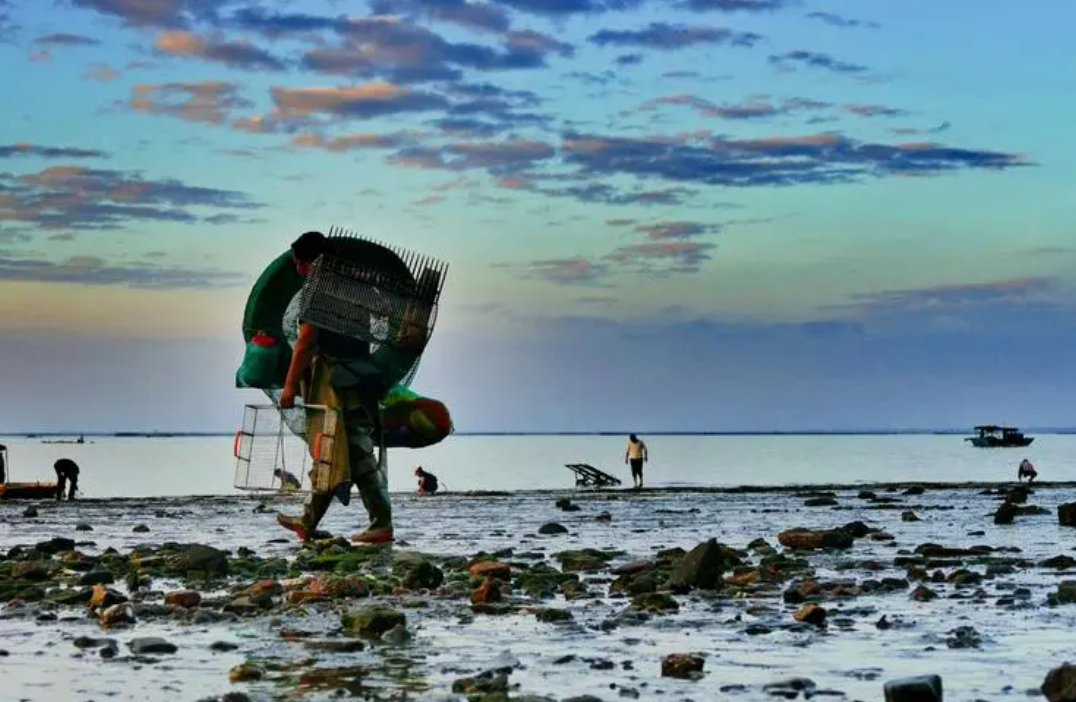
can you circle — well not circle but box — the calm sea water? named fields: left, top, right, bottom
left=1, top=433, right=1070, bottom=498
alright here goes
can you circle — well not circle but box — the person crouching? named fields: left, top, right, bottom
left=415, top=466, right=439, bottom=495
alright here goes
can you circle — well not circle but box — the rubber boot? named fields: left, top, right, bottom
left=276, top=490, right=333, bottom=542
left=352, top=470, right=393, bottom=544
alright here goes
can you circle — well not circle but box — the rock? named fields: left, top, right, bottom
left=165, top=590, right=202, bottom=608
left=777, top=528, right=853, bottom=551
left=1059, top=503, right=1076, bottom=528
left=469, top=561, right=511, bottom=580
left=901, top=511, right=920, bottom=522
left=397, top=559, right=444, bottom=591
left=764, top=678, right=817, bottom=699
left=631, top=592, right=679, bottom=613
left=22, top=506, right=39, bottom=518
left=667, top=538, right=726, bottom=591
left=555, top=498, right=581, bottom=512
left=98, top=602, right=135, bottom=627
left=133, top=524, right=150, bottom=533
left=1043, top=555, right=1076, bottom=570
left=128, top=637, right=178, bottom=655
left=171, top=544, right=229, bottom=577
left=340, top=604, right=406, bottom=638
left=842, top=521, right=871, bottom=538
left=1042, top=663, right=1076, bottom=702
left=804, top=497, right=838, bottom=507
left=1051, top=581, right=1076, bottom=604
left=1005, top=487, right=1029, bottom=504
left=793, top=603, right=827, bottom=626
left=883, top=674, right=942, bottom=702
left=79, top=570, right=115, bottom=586
left=994, top=502, right=1017, bottom=524
left=89, top=585, right=127, bottom=609
left=539, top=522, right=569, bottom=535
left=596, top=511, right=612, bottom=522
left=210, top=641, right=239, bottom=652
left=910, top=585, right=936, bottom=602
left=381, top=624, right=411, bottom=644
left=229, top=663, right=264, bottom=682
left=535, top=607, right=573, bottom=623
left=75, top=524, right=93, bottom=531
left=34, top=537, right=75, bottom=555
left=452, top=668, right=513, bottom=695
left=661, top=653, right=704, bottom=680
left=946, top=626, right=981, bottom=648
left=471, top=577, right=502, bottom=604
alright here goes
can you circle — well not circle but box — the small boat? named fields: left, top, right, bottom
left=0, top=445, right=59, bottom=500
left=965, top=425, right=1035, bottom=448
left=0, top=482, right=58, bottom=500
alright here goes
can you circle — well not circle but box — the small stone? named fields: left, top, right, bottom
left=129, top=637, right=178, bottom=655
left=132, top=524, right=150, bottom=533
left=538, top=522, right=569, bottom=535
left=661, top=653, right=705, bottom=680
left=883, top=674, right=942, bottom=702
left=229, top=663, right=264, bottom=682
left=1043, top=663, right=1076, bottom=702
left=793, top=603, right=827, bottom=626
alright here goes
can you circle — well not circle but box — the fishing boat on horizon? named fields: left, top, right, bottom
left=965, top=425, right=1034, bottom=448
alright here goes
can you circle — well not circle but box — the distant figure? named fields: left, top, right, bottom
left=0, top=444, right=6, bottom=484
left=274, top=468, right=302, bottom=491
left=1018, top=459, right=1037, bottom=484
left=54, top=458, right=80, bottom=501
left=625, top=434, right=648, bottom=489
left=415, top=466, right=439, bottom=495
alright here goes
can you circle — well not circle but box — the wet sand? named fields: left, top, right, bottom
left=1, top=482, right=1074, bottom=701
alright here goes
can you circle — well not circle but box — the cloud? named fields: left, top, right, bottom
left=603, top=240, right=717, bottom=273
left=849, top=277, right=1061, bottom=311
left=682, top=0, right=794, bottom=10
left=370, top=0, right=512, bottom=34
left=769, top=50, right=869, bottom=74
left=0, top=253, right=247, bottom=288
left=640, top=93, right=828, bottom=120
left=269, top=83, right=449, bottom=122
left=297, top=14, right=572, bottom=85
left=521, top=257, right=611, bottom=285
left=67, top=0, right=230, bottom=30
left=0, top=0, right=18, bottom=41
left=530, top=182, right=697, bottom=206
left=153, top=30, right=287, bottom=71
left=615, top=53, right=643, bottom=66
left=589, top=22, right=762, bottom=50
left=288, top=131, right=419, bottom=152
left=492, top=0, right=644, bottom=16
left=385, top=137, right=556, bottom=175
left=558, top=130, right=1032, bottom=188
left=33, top=32, right=101, bottom=46
left=83, top=63, right=121, bottom=82
left=805, top=11, right=880, bottom=29
left=633, top=220, right=721, bottom=239
left=0, top=164, right=260, bottom=232
left=128, top=81, right=253, bottom=125
left=844, top=103, right=909, bottom=118
left=0, top=143, right=107, bottom=159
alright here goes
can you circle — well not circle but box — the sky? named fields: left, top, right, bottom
left=0, top=0, right=1074, bottom=433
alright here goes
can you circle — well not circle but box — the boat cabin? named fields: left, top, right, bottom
left=965, top=425, right=1034, bottom=448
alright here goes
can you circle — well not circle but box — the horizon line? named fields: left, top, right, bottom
left=2, top=427, right=1075, bottom=438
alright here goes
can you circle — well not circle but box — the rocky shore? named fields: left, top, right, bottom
left=3, top=482, right=1076, bottom=701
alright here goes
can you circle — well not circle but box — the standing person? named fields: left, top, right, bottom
left=414, top=466, right=439, bottom=494
left=0, top=444, right=6, bottom=484
left=275, top=230, right=424, bottom=545
left=625, top=434, right=648, bottom=489
left=54, top=458, right=80, bottom=501
left=1018, top=458, right=1037, bottom=483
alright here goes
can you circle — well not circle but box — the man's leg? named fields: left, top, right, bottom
left=56, top=474, right=66, bottom=501
left=68, top=476, right=78, bottom=500
left=345, top=405, right=393, bottom=543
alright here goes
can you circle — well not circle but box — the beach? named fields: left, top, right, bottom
left=3, top=476, right=1075, bottom=701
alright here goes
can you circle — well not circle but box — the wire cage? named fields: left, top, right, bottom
left=233, top=403, right=343, bottom=493
left=296, top=225, right=449, bottom=389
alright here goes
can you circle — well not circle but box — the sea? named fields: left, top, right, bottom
left=0, top=432, right=1070, bottom=498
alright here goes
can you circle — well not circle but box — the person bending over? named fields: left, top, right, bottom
left=54, top=458, right=80, bottom=501
left=274, top=468, right=302, bottom=491
left=1017, top=459, right=1037, bottom=484
left=414, top=466, right=439, bottom=495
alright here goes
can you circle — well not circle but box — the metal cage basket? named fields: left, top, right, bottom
left=233, top=404, right=343, bottom=493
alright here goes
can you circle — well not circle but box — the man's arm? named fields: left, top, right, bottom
left=642, top=442, right=649, bottom=461
left=280, top=322, right=318, bottom=408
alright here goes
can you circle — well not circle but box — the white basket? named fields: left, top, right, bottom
left=232, top=404, right=341, bottom=493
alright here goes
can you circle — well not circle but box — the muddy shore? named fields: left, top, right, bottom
left=2, top=482, right=1075, bottom=702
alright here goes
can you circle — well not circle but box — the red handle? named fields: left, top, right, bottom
left=233, top=431, right=242, bottom=458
